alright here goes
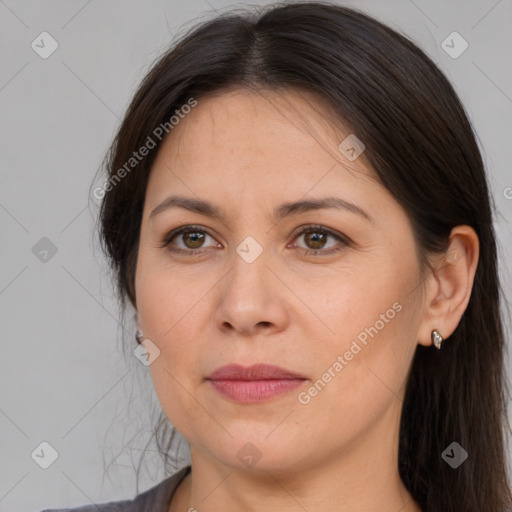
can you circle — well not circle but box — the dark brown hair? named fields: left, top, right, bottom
left=93, top=2, right=512, bottom=510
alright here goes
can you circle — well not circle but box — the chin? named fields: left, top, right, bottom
left=209, top=432, right=314, bottom=475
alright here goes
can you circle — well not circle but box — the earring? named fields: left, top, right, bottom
left=135, top=330, right=144, bottom=345
left=431, top=329, right=444, bottom=349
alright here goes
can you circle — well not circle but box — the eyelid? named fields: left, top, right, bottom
left=289, top=223, right=352, bottom=245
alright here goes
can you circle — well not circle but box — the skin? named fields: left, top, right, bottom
left=133, top=88, right=479, bottom=512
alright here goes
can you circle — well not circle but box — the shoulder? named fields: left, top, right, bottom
left=36, top=466, right=191, bottom=512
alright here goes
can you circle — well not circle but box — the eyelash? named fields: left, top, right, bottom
left=159, top=224, right=350, bottom=257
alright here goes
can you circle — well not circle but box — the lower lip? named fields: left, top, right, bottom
left=208, top=379, right=305, bottom=403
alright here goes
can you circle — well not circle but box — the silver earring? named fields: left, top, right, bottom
left=135, top=330, right=144, bottom=345
left=431, top=329, right=444, bottom=349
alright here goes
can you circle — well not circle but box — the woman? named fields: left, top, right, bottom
left=41, top=1, right=512, bottom=511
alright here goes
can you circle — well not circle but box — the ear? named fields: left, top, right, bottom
left=417, top=225, right=479, bottom=348
left=133, top=310, right=141, bottom=330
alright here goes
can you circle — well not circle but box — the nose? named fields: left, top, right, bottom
left=213, top=250, right=289, bottom=337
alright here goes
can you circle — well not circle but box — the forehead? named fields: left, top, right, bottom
left=148, top=88, right=376, bottom=194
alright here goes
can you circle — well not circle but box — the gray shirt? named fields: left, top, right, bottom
left=37, top=466, right=191, bottom=512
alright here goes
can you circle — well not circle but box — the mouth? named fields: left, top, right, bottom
left=206, top=364, right=307, bottom=403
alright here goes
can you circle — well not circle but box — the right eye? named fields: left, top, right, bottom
left=160, top=225, right=221, bottom=256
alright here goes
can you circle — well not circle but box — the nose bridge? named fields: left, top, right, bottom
left=227, top=234, right=271, bottom=301
left=236, top=233, right=266, bottom=265
left=214, top=233, right=287, bottom=334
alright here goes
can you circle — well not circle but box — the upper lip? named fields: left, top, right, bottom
left=207, top=364, right=306, bottom=381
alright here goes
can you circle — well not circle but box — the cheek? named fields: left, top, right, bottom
left=136, top=270, right=201, bottom=370
left=135, top=264, right=191, bottom=416
left=140, top=301, right=205, bottom=435
left=147, top=361, right=204, bottom=440
left=296, top=304, right=414, bottom=453
left=135, top=248, right=206, bottom=342
left=306, top=263, right=418, bottom=402
left=307, top=262, right=402, bottom=347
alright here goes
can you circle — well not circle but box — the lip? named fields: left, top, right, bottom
left=207, top=364, right=307, bottom=403
left=208, top=363, right=305, bottom=381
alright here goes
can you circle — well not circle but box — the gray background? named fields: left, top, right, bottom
left=1, top=0, right=511, bottom=510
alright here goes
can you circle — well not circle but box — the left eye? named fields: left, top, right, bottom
left=160, top=224, right=349, bottom=256
left=291, top=226, right=348, bottom=254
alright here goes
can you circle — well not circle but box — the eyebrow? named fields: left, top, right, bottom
left=149, top=194, right=374, bottom=224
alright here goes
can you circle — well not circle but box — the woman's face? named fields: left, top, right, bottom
left=135, top=88, right=428, bottom=473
